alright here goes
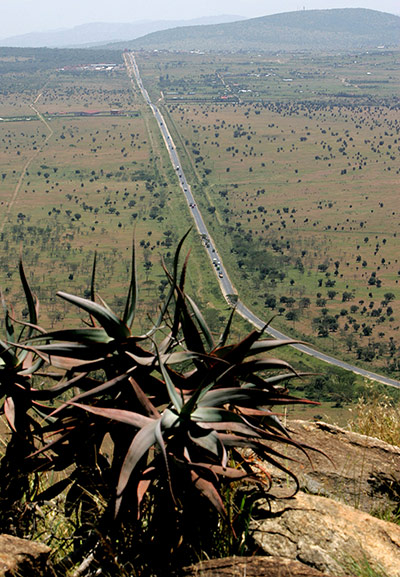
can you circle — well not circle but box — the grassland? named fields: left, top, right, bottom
left=0, top=51, right=232, bottom=337
left=136, top=49, right=400, bottom=376
left=1, top=47, right=400, bottom=382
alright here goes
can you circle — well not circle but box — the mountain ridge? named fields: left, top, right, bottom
left=0, top=15, right=245, bottom=48
left=107, top=9, right=400, bottom=52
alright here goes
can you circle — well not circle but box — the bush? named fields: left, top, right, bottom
left=0, top=234, right=317, bottom=576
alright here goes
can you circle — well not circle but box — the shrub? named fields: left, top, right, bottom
left=0, top=234, right=318, bottom=575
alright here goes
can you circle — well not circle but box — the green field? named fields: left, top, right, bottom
left=135, top=49, right=400, bottom=376
left=2, top=45, right=400, bottom=577
left=1, top=47, right=400, bottom=380
left=0, top=51, right=231, bottom=336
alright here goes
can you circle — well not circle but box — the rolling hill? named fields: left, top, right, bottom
left=109, top=9, right=400, bottom=52
left=0, top=15, right=244, bottom=48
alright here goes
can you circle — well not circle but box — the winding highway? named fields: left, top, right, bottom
left=123, top=51, right=400, bottom=390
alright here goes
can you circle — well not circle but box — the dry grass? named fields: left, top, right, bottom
left=348, top=387, right=400, bottom=447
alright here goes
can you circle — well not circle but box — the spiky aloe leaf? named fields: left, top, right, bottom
left=218, top=328, right=267, bottom=365
left=126, top=349, right=210, bottom=367
left=186, top=294, right=215, bottom=351
left=143, top=228, right=192, bottom=339
left=19, top=354, right=44, bottom=376
left=157, top=348, right=183, bottom=412
left=191, top=407, right=266, bottom=438
left=44, top=372, right=129, bottom=410
left=262, top=372, right=307, bottom=386
left=116, top=420, right=158, bottom=516
left=123, top=238, right=137, bottom=329
left=4, top=396, right=16, bottom=431
left=216, top=304, right=236, bottom=349
left=19, top=260, right=38, bottom=336
left=27, top=348, right=104, bottom=371
left=29, top=342, right=108, bottom=360
left=57, top=292, right=130, bottom=340
left=1, top=296, right=14, bottom=343
left=172, top=252, right=207, bottom=352
left=137, top=468, right=155, bottom=511
left=213, top=338, right=302, bottom=361
left=188, top=425, right=225, bottom=462
left=0, top=339, right=18, bottom=367
left=180, top=373, right=228, bottom=418
left=216, top=358, right=297, bottom=383
left=90, top=252, right=97, bottom=303
left=248, top=339, right=301, bottom=355
left=218, top=433, right=300, bottom=493
left=191, top=406, right=261, bottom=430
left=190, top=471, right=226, bottom=517
left=199, top=386, right=277, bottom=408
left=187, top=461, right=250, bottom=481
left=30, top=372, right=89, bottom=401
left=261, top=413, right=291, bottom=437
left=129, top=376, right=160, bottom=418
left=70, top=402, right=154, bottom=429
left=172, top=228, right=192, bottom=283
left=179, top=298, right=206, bottom=354
left=30, top=328, right=113, bottom=345
left=156, top=413, right=176, bottom=504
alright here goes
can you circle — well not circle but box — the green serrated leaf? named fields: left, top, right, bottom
left=71, top=402, right=154, bottom=429
left=123, top=238, right=137, bottom=329
left=57, top=291, right=130, bottom=340
left=0, top=341, right=20, bottom=369
left=157, top=348, right=183, bottom=412
left=188, top=425, right=223, bottom=458
left=19, top=261, right=38, bottom=336
left=90, top=251, right=97, bottom=304
left=200, top=387, right=271, bottom=408
left=248, top=339, right=300, bottom=355
left=216, top=304, right=236, bottom=349
left=116, top=420, right=158, bottom=516
left=32, top=342, right=108, bottom=360
left=191, top=472, right=226, bottom=517
left=30, top=328, right=112, bottom=345
left=186, top=294, right=215, bottom=351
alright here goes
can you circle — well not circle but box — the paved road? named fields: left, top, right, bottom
left=124, top=52, right=400, bottom=390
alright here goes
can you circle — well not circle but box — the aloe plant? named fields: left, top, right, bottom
left=0, top=235, right=319, bottom=574
left=0, top=262, right=46, bottom=533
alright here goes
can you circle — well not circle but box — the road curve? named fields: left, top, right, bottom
left=123, top=51, right=400, bottom=390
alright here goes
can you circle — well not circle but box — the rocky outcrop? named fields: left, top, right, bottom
left=0, top=534, right=52, bottom=576
left=180, top=556, right=334, bottom=576
left=250, top=491, right=400, bottom=576
left=265, top=420, right=400, bottom=516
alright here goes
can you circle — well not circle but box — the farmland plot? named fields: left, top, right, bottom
left=137, top=50, right=400, bottom=374
left=0, top=55, right=223, bottom=332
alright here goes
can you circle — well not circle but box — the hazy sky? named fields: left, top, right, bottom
left=1, top=0, right=399, bottom=38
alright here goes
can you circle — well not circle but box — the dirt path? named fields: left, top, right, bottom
left=0, top=92, right=54, bottom=235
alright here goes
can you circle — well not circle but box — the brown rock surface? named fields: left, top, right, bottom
left=267, top=420, right=400, bottom=515
left=0, top=534, right=52, bottom=577
left=250, top=491, right=400, bottom=576
left=181, top=555, right=334, bottom=576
